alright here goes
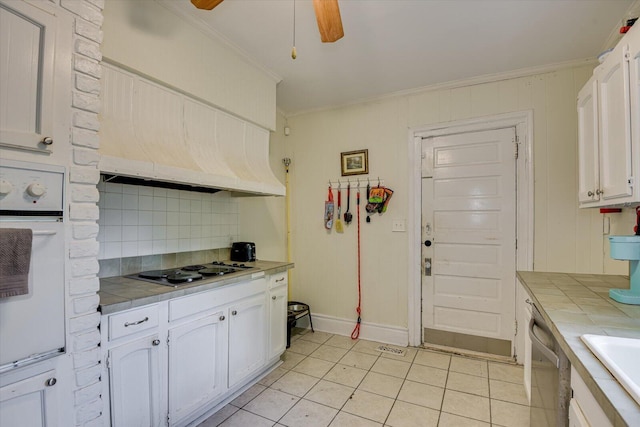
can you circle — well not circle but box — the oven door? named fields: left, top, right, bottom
left=0, top=220, right=65, bottom=369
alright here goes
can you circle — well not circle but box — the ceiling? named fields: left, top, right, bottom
left=165, top=0, right=635, bottom=115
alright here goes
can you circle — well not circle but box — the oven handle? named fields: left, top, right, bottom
left=529, top=316, right=559, bottom=368
left=33, top=230, right=57, bottom=236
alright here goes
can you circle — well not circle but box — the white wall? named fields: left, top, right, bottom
left=101, top=0, right=277, bottom=130
left=241, top=65, right=636, bottom=338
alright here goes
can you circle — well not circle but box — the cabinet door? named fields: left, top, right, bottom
left=109, top=335, right=163, bottom=427
left=0, top=370, right=58, bottom=427
left=598, top=42, right=633, bottom=201
left=269, top=285, right=288, bottom=360
left=577, top=75, right=600, bottom=204
left=228, top=293, right=267, bottom=388
left=168, top=312, right=228, bottom=425
left=0, top=1, right=55, bottom=153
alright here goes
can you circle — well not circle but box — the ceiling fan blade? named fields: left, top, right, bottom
left=191, top=0, right=224, bottom=11
left=313, top=0, right=344, bottom=43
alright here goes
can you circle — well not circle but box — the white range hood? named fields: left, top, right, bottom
left=99, top=64, right=284, bottom=196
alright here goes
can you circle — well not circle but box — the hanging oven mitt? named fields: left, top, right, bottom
left=379, top=187, right=394, bottom=213
left=324, top=185, right=335, bottom=230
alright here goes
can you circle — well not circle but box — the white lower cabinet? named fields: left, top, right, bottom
left=108, top=334, right=164, bottom=427
left=228, top=293, right=267, bottom=389
left=570, top=366, right=613, bottom=427
left=0, top=370, right=59, bottom=427
left=103, top=274, right=288, bottom=426
left=168, top=311, right=227, bottom=425
left=268, top=280, right=288, bottom=360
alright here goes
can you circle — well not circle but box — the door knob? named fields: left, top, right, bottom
left=424, top=240, right=432, bottom=247
left=152, top=339, right=160, bottom=346
left=45, top=378, right=57, bottom=387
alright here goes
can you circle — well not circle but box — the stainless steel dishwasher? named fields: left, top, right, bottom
left=529, top=302, right=571, bottom=427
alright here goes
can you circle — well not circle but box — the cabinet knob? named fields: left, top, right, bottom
left=272, top=295, right=277, bottom=300
left=152, top=339, right=161, bottom=346
left=596, top=189, right=603, bottom=195
left=45, top=378, right=57, bottom=387
left=40, top=137, right=53, bottom=146
left=219, top=315, right=225, bottom=321
left=231, top=310, right=238, bottom=316
left=587, top=190, right=594, bottom=197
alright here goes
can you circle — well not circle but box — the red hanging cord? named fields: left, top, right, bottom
left=351, top=186, right=362, bottom=339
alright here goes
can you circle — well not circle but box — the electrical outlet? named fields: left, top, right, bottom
left=392, top=219, right=406, bottom=232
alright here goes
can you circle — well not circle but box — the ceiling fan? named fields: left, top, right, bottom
left=190, top=0, right=344, bottom=43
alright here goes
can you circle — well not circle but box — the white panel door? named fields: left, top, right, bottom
left=0, top=1, right=55, bottom=151
left=597, top=42, right=633, bottom=201
left=422, top=127, right=517, bottom=342
left=168, top=312, right=227, bottom=425
left=0, top=370, right=58, bottom=427
left=577, top=76, right=600, bottom=204
left=268, top=284, right=288, bottom=360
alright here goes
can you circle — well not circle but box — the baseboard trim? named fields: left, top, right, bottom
left=305, top=313, right=409, bottom=347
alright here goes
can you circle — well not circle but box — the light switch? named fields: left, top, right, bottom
left=392, top=219, right=406, bottom=232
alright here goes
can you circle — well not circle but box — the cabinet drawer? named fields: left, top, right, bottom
left=108, top=305, right=159, bottom=341
left=269, top=272, right=287, bottom=289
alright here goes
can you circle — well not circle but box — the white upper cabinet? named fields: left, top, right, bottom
left=0, top=1, right=55, bottom=155
left=578, top=25, right=640, bottom=207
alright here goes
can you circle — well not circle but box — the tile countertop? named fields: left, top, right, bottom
left=517, top=271, right=640, bottom=427
left=99, top=260, right=294, bottom=315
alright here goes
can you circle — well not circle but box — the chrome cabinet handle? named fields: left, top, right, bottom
left=41, top=137, right=53, bottom=145
left=124, top=317, right=149, bottom=327
left=275, top=277, right=285, bottom=282
left=596, top=189, right=603, bottom=195
left=587, top=190, right=594, bottom=197
left=152, top=339, right=160, bottom=346
left=45, top=378, right=57, bottom=387
left=231, top=310, right=238, bottom=316
left=219, top=315, right=225, bottom=321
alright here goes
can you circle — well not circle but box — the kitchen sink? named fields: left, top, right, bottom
left=581, top=334, right=640, bottom=405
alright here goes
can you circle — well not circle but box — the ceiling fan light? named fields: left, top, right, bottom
left=313, top=0, right=344, bottom=43
left=191, top=0, right=224, bottom=11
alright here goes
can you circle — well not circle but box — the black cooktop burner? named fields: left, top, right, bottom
left=199, top=267, right=236, bottom=276
left=137, top=269, right=203, bottom=284
left=181, top=265, right=207, bottom=271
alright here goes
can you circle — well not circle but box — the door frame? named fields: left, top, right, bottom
left=407, top=111, right=534, bottom=348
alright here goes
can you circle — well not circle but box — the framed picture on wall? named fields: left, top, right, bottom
left=341, top=149, right=369, bottom=176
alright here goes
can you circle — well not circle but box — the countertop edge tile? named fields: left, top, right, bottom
left=99, top=260, right=294, bottom=315
left=517, top=271, right=639, bottom=427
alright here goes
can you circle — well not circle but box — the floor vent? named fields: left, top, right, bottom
left=375, top=345, right=406, bottom=357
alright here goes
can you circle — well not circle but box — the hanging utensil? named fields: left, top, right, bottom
left=335, top=183, right=344, bottom=233
left=324, top=184, right=334, bottom=230
left=365, top=181, right=371, bottom=223
left=344, top=182, right=353, bottom=224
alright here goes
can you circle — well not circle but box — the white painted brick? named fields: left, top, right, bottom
left=75, top=382, right=101, bottom=406
left=73, top=91, right=101, bottom=113
left=75, top=397, right=103, bottom=425
left=72, top=294, right=100, bottom=315
left=69, top=312, right=100, bottom=334
left=75, top=19, right=103, bottom=44
left=70, top=203, right=100, bottom=221
left=71, top=258, right=100, bottom=277
left=72, top=185, right=100, bottom=203
left=61, top=0, right=103, bottom=26
left=72, top=128, right=99, bottom=149
left=76, top=74, right=100, bottom=94
left=82, top=415, right=105, bottom=427
left=70, top=277, right=100, bottom=295
left=74, top=55, right=102, bottom=78
left=70, top=167, right=100, bottom=184
left=72, top=223, right=99, bottom=240
left=73, top=111, right=100, bottom=131
left=70, top=240, right=100, bottom=259
left=84, top=0, right=105, bottom=11
left=75, top=364, right=101, bottom=387
left=72, top=330, right=101, bottom=352
left=73, top=347, right=100, bottom=370
left=73, top=147, right=101, bottom=165
left=74, top=38, right=102, bottom=61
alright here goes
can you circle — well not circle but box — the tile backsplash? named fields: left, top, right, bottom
left=97, top=180, right=239, bottom=260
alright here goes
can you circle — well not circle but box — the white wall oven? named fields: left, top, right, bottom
left=0, top=159, right=65, bottom=372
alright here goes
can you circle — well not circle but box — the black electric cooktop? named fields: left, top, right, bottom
left=129, top=261, right=254, bottom=287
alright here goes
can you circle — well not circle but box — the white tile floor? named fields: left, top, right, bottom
left=198, top=329, right=530, bottom=427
